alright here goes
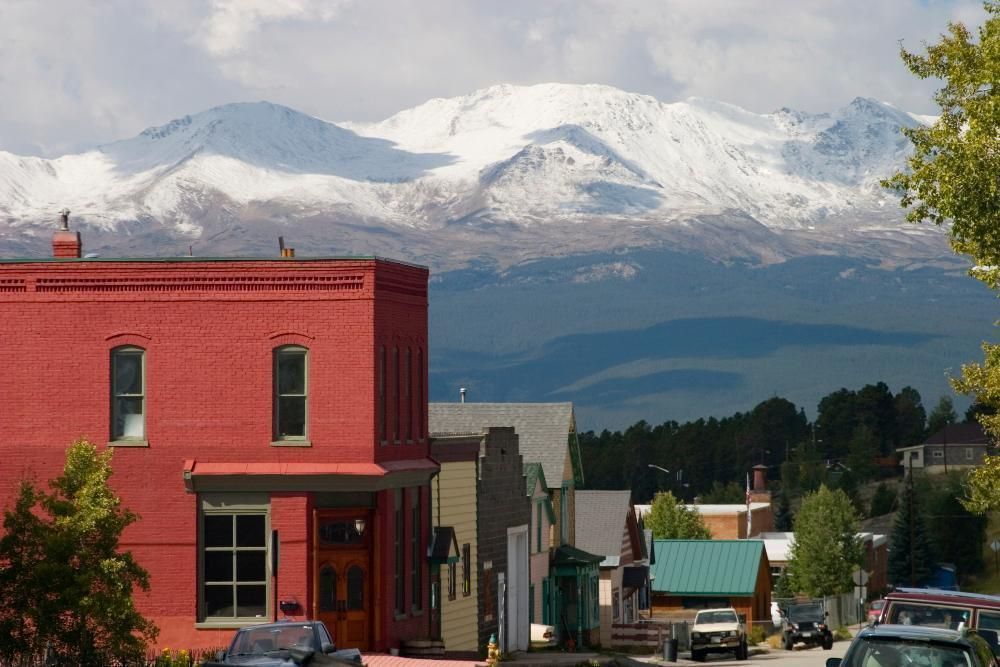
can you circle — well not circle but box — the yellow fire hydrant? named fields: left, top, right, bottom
left=486, top=633, right=500, bottom=666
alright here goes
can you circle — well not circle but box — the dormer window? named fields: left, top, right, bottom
left=111, top=347, right=145, bottom=441
left=274, top=346, right=307, bottom=440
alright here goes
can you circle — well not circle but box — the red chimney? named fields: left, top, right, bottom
left=52, top=209, right=81, bottom=258
left=752, top=463, right=768, bottom=491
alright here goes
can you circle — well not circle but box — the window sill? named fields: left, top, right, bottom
left=411, top=608, right=424, bottom=617
left=195, top=619, right=270, bottom=629
left=394, top=612, right=408, bottom=621
left=271, top=440, right=312, bottom=448
left=107, top=439, right=149, bottom=448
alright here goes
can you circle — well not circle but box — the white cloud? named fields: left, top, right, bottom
left=0, top=0, right=988, bottom=157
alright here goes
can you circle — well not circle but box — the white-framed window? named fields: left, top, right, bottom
left=200, top=495, right=270, bottom=622
left=274, top=346, right=307, bottom=440
left=932, top=449, right=944, bottom=459
left=111, top=346, right=145, bottom=440
left=966, top=447, right=975, bottom=461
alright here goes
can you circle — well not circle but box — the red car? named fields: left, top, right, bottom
left=867, top=599, right=885, bottom=625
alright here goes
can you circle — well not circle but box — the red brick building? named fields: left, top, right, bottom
left=0, top=225, right=436, bottom=652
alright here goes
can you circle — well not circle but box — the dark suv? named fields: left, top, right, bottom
left=208, top=621, right=362, bottom=666
left=782, top=602, right=833, bottom=650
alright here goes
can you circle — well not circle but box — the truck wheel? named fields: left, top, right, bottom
left=823, top=636, right=833, bottom=650
left=784, top=635, right=794, bottom=651
left=692, top=649, right=705, bottom=662
left=738, top=640, right=748, bottom=660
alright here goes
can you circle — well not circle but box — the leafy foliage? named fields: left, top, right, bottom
left=883, top=4, right=1000, bottom=451
left=921, top=473, right=987, bottom=578
left=0, top=439, right=156, bottom=665
left=644, top=491, right=711, bottom=540
left=773, top=568, right=794, bottom=599
left=964, top=453, right=1000, bottom=513
left=888, top=475, right=935, bottom=587
left=869, top=482, right=898, bottom=518
left=786, top=486, right=861, bottom=597
left=927, top=396, right=958, bottom=437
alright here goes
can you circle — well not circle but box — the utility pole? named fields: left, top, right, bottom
left=908, top=470, right=916, bottom=587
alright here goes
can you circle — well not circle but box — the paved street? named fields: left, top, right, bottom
left=667, top=639, right=850, bottom=667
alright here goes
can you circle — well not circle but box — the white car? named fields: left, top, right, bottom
left=530, top=623, right=557, bottom=647
left=691, top=607, right=748, bottom=661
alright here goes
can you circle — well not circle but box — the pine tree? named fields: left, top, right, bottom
left=773, top=489, right=793, bottom=531
left=869, top=482, right=897, bottom=518
left=887, top=474, right=935, bottom=587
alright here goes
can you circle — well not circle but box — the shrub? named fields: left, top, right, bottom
left=834, top=626, right=853, bottom=641
left=749, top=625, right=767, bottom=645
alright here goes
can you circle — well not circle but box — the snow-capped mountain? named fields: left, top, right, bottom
left=0, top=84, right=944, bottom=267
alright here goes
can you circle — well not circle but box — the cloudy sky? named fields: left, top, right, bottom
left=0, top=0, right=986, bottom=157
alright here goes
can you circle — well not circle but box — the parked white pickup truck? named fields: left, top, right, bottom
left=690, top=607, right=748, bottom=661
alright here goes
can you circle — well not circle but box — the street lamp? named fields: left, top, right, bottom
left=648, top=464, right=670, bottom=475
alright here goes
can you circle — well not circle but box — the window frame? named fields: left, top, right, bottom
left=462, top=543, right=472, bottom=597
left=198, top=496, right=271, bottom=626
left=378, top=346, right=387, bottom=445
left=110, top=346, right=146, bottom=443
left=394, top=489, right=405, bottom=616
left=273, top=346, right=309, bottom=443
left=410, top=488, right=421, bottom=612
left=448, top=561, right=457, bottom=601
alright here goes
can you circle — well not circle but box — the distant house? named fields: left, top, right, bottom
left=574, top=490, right=650, bottom=646
left=525, top=463, right=556, bottom=631
left=896, top=423, right=993, bottom=474
left=430, top=402, right=601, bottom=648
left=649, top=540, right=771, bottom=626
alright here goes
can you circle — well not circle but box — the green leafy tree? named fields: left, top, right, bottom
left=869, top=482, right=898, bottom=518
left=0, top=439, right=157, bottom=665
left=845, top=425, right=879, bottom=482
left=645, top=491, right=711, bottom=540
left=701, top=480, right=745, bottom=504
left=786, top=485, right=861, bottom=597
left=895, top=386, right=928, bottom=449
left=888, top=475, right=935, bottom=587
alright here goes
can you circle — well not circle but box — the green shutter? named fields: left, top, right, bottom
left=542, top=578, right=551, bottom=624
left=529, top=584, right=535, bottom=624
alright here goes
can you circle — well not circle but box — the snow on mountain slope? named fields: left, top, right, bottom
left=0, top=83, right=934, bottom=259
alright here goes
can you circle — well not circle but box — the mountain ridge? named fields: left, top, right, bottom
left=0, top=83, right=948, bottom=270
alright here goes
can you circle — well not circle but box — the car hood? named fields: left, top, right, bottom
left=694, top=623, right=740, bottom=632
left=222, top=656, right=293, bottom=667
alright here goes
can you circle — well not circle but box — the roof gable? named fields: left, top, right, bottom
left=430, top=402, right=575, bottom=488
left=924, top=423, right=991, bottom=446
left=575, top=490, right=633, bottom=565
left=650, top=540, right=766, bottom=596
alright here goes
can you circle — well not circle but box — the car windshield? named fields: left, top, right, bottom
left=845, top=638, right=972, bottom=667
left=697, top=611, right=738, bottom=624
left=231, top=625, right=316, bottom=654
left=789, top=603, right=824, bottom=621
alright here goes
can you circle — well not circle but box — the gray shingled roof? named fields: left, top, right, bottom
left=574, top=490, right=633, bottom=567
left=429, top=402, right=575, bottom=488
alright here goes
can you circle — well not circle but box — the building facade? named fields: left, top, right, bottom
left=0, top=230, right=435, bottom=652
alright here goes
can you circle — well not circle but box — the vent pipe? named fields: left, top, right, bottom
left=460, top=387, right=466, bottom=404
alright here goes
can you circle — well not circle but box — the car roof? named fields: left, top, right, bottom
left=858, top=624, right=970, bottom=644
left=887, top=589, right=1000, bottom=609
left=696, top=608, right=737, bottom=613
left=237, top=621, right=321, bottom=632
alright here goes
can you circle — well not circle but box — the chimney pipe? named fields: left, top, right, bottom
left=752, top=464, right=767, bottom=491
left=52, top=208, right=81, bottom=259
left=460, top=387, right=466, bottom=404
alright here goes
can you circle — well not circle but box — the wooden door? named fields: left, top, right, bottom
left=315, top=511, right=372, bottom=651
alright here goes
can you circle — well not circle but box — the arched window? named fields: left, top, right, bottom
left=111, top=346, right=145, bottom=440
left=319, top=564, right=337, bottom=612
left=274, top=346, right=308, bottom=440
left=404, top=347, right=412, bottom=441
left=416, top=347, right=424, bottom=440
left=347, top=565, right=364, bottom=610
left=378, top=346, right=386, bottom=444
left=392, top=347, right=400, bottom=443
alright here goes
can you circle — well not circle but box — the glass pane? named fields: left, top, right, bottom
left=204, top=515, right=233, bottom=547
left=347, top=566, right=364, bottom=610
left=278, top=397, right=306, bottom=437
left=319, top=565, right=337, bottom=612
left=236, top=515, right=265, bottom=547
left=319, top=520, right=361, bottom=545
left=114, top=352, right=142, bottom=395
left=277, top=352, right=305, bottom=395
left=236, top=551, right=266, bottom=582
left=205, top=551, right=233, bottom=582
left=205, top=584, right=234, bottom=617
left=237, top=585, right=267, bottom=618
left=114, top=398, right=144, bottom=439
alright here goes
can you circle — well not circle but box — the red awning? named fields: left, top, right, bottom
left=182, top=458, right=439, bottom=492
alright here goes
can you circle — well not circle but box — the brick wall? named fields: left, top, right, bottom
left=476, top=427, right=530, bottom=651
left=0, top=257, right=429, bottom=650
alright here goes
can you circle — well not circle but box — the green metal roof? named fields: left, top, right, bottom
left=650, top=540, right=766, bottom=597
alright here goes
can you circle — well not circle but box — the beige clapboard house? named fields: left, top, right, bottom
left=429, top=435, right=480, bottom=656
